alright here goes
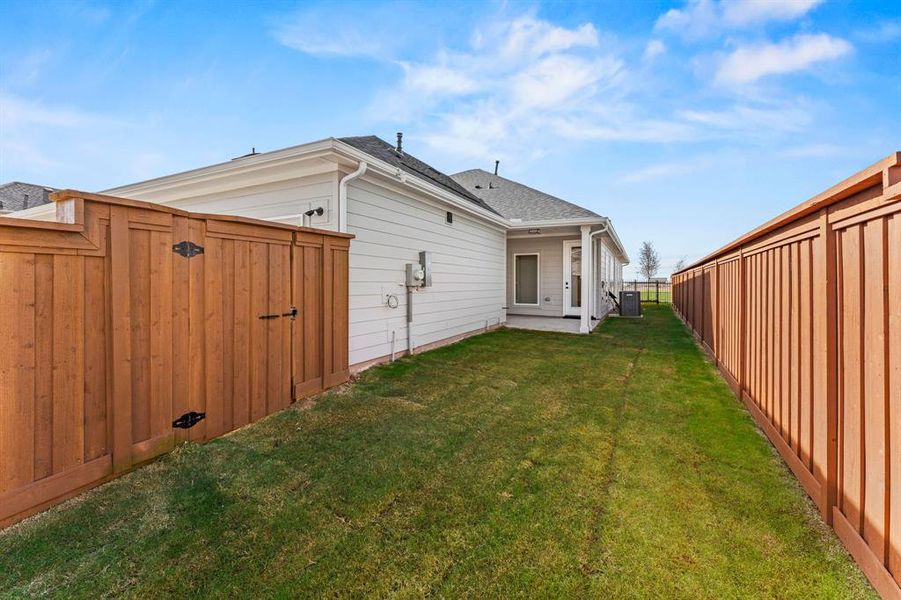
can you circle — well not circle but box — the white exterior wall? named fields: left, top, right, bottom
left=161, top=173, right=339, bottom=229
left=346, top=179, right=506, bottom=366
left=505, top=236, right=567, bottom=317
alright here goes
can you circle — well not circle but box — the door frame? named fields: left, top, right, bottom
left=562, top=240, right=581, bottom=317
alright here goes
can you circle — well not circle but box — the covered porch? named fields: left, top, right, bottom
left=505, top=314, right=602, bottom=333
left=505, top=219, right=627, bottom=334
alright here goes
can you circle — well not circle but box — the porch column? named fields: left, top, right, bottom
left=580, top=225, right=591, bottom=333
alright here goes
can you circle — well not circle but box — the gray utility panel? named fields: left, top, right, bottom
left=619, top=291, right=642, bottom=317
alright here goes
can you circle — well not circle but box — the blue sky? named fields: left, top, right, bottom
left=1, top=0, right=899, bottom=277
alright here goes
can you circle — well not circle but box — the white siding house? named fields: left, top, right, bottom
left=11, top=135, right=627, bottom=369
left=343, top=178, right=505, bottom=367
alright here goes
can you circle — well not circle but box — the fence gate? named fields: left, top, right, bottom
left=0, top=191, right=352, bottom=528
left=292, top=231, right=351, bottom=399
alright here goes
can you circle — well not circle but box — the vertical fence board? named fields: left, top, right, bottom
left=33, top=254, right=54, bottom=481
left=0, top=254, right=35, bottom=490
left=51, top=254, right=85, bottom=474
left=249, top=242, right=268, bottom=422
left=840, top=225, right=864, bottom=531
left=888, top=214, right=901, bottom=586
left=204, top=237, right=225, bottom=439
left=83, top=257, right=107, bottom=461
left=863, top=219, right=887, bottom=561
left=233, top=240, right=251, bottom=429
left=221, top=239, right=236, bottom=434
left=130, top=229, right=151, bottom=445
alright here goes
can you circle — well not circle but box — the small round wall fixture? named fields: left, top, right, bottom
left=386, top=294, right=399, bottom=309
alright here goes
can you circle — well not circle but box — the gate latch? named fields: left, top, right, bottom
left=259, top=306, right=298, bottom=320
left=172, top=241, right=204, bottom=258
left=173, top=411, right=206, bottom=429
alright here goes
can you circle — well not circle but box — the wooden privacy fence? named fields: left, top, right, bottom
left=673, top=152, right=901, bottom=599
left=0, top=191, right=352, bottom=528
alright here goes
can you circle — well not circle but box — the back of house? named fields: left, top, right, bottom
left=11, top=135, right=628, bottom=370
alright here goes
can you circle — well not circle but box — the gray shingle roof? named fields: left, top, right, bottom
left=450, top=169, right=602, bottom=222
left=0, top=182, right=57, bottom=213
left=338, top=136, right=500, bottom=216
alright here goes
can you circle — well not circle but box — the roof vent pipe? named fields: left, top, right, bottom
left=396, top=132, right=403, bottom=153
left=494, top=160, right=499, bottom=175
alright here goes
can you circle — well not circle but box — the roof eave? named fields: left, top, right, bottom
left=507, top=216, right=607, bottom=228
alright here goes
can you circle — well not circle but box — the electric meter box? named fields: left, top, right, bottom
left=405, top=263, right=425, bottom=287
left=419, top=251, right=432, bottom=287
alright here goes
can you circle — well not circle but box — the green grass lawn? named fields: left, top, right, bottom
left=0, top=306, right=873, bottom=598
left=639, top=290, right=672, bottom=303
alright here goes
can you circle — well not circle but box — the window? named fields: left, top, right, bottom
left=446, top=211, right=453, bottom=224
left=514, top=253, right=539, bottom=306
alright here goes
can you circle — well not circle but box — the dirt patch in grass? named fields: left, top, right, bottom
left=0, top=306, right=875, bottom=599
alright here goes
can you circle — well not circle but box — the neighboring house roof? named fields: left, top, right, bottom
left=338, top=136, right=500, bottom=216
left=450, top=169, right=601, bottom=222
left=0, top=181, right=57, bottom=213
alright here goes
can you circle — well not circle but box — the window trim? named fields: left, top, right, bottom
left=513, top=252, right=541, bottom=307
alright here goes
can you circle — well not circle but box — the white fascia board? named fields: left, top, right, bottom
left=330, top=141, right=509, bottom=228
left=602, top=221, right=630, bottom=265
left=507, top=217, right=607, bottom=229
left=102, top=138, right=339, bottom=198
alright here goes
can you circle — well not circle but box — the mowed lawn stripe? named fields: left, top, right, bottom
left=0, top=306, right=874, bottom=598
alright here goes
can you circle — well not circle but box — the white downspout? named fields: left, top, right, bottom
left=338, top=161, right=367, bottom=233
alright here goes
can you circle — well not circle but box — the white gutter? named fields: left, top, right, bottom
left=337, top=161, right=367, bottom=233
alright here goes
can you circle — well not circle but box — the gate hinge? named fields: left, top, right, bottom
left=173, top=411, right=206, bottom=429
left=172, top=241, right=204, bottom=258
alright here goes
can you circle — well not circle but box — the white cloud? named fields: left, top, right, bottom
left=511, top=55, right=623, bottom=109
left=644, top=40, right=666, bottom=60
left=656, top=0, right=824, bottom=39
left=0, top=94, right=110, bottom=128
left=496, top=18, right=599, bottom=59
left=678, top=103, right=812, bottom=132
left=619, top=156, right=715, bottom=184
left=854, top=20, right=901, bottom=43
left=778, top=143, right=844, bottom=158
left=361, top=12, right=828, bottom=167
left=715, top=33, right=852, bottom=84
left=271, top=3, right=431, bottom=59
left=400, top=62, right=481, bottom=96
left=721, top=0, right=824, bottom=26
left=364, top=14, right=646, bottom=162
left=655, top=0, right=720, bottom=39
left=273, top=20, right=386, bottom=58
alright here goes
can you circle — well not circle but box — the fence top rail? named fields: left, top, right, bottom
left=0, top=189, right=355, bottom=240
left=673, top=151, right=900, bottom=276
